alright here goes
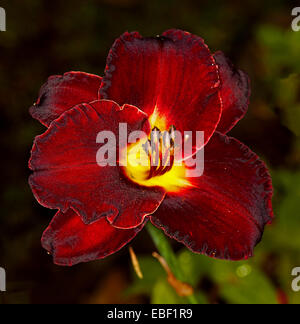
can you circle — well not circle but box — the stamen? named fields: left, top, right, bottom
left=145, top=126, right=176, bottom=179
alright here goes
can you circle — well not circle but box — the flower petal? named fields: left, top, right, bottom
left=100, top=29, right=221, bottom=149
left=150, top=132, right=273, bottom=260
left=42, top=209, right=146, bottom=266
left=214, top=52, right=250, bottom=134
left=30, top=72, right=102, bottom=127
left=29, top=99, right=165, bottom=228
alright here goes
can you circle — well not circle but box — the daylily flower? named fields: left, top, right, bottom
left=29, top=30, right=273, bottom=266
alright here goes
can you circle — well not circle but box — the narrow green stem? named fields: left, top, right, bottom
left=146, top=222, right=198, bottom=304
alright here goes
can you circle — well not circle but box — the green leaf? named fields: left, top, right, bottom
left=146, top=223, right=184, bottom=281
left=275, top=74, right=300, bottom=136
left=151, top=279, right=188, bottom=304
left=125, top=256, right=165, bottom=296
left=263, top=170, right=300, bottom=251
left=256, top=25, right=300, bottom=76
left=178, top=250, right=213, bottom=286
left=146, top=223, right=201, bottom=303
left=210, top=260, right=278, bottom=304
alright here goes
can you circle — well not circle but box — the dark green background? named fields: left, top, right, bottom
left=0, top=0, right=300, bottom=304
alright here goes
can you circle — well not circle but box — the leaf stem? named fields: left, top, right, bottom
left=146, top=222, right=198, bottom=304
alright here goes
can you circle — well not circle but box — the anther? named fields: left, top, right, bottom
left=146, top=127, right=176, bottom=179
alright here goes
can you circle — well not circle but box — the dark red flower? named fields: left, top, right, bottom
left=29, top=30, right=273, bottom=266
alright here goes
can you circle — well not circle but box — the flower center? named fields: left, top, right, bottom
left=123, top=116, right=191, bottom=192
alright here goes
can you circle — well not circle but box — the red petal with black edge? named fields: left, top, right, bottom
left=29, top=99, right=165, bottom=228
left=150, top=132, right=273, bottom=260
left=30, top=72, right=102, bottom=127
left=42, top=209, right=146, bottom=266
left=214, top=51, right=250, bottom=134
left=100, top=29, right=221, bottom=150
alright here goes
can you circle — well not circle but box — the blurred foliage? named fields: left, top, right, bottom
left=257, top=25, right=300, bottom=137
left=0, top=0, right=300, bottom=304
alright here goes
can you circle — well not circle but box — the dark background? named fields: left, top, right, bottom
left=0, top=0, right=300, bottom=304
